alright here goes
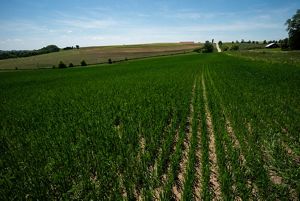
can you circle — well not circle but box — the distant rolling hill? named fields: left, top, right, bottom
left=0, top=43, right=200, bottom=70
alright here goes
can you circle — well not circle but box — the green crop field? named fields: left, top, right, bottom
left=1, top=53, right=299, bottom=200
left=226, top=50, right=300, bottom=66
left=0, top=43, right=199, bottom=70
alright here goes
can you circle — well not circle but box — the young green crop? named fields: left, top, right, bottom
left=1, top=53, right=299, bottom=200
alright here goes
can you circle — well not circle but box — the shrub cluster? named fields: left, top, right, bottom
left=81, top=60, right=87, bottom=66
left=230, top=45, right=239, bottom=51
left=58, top=61, right=67, bottom=69
left=56, top=60, right=87, bottom=69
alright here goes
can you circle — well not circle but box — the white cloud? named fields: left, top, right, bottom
left=55, top=17, right=118, bottom=29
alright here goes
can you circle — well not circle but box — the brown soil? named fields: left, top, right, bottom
left=281, top=141, right=300, bottom=164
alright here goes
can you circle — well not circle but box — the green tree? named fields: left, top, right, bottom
left=286, top=9, right=300, bottom=50
left=202, top=41, right=214, bottom=53
left=280, top=38, right=289, bottom=50
left=40, top=45, right=60, bottom=53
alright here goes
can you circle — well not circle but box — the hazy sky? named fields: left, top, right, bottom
left=0, top=0, right=299, bottom=50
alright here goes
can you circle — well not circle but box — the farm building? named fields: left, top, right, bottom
left=265, top=43, right=279, bottom=48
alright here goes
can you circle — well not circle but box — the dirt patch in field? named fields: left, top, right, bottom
left=117, top=172, right=127, bottom=199
left=268, top=170, right=283, bottom=185
left=281, top=141, right=300, bottom=164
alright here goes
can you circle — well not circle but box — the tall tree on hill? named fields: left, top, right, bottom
left=286, top=9, right=300, bottom=50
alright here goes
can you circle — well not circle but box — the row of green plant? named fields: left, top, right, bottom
left=0, top=54, right=197, bottom=200
left=205, top=54, right=300, bottom=200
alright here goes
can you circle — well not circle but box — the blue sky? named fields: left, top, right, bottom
left=0, top=0, right=299, bottom=50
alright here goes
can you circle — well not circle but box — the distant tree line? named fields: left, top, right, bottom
left=0, top=45, right=60, bottom=60
left=231, top=40, right=279, bottom=44
left=0, top=44, right=80, bottom=60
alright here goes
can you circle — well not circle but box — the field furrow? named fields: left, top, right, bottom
left=193, top=77, right=204, bottom=201
left=172, top=79, right=197, bottom=200
left=153, top=124, right=181, bottom=200
left=193, top=120, right=203, bottom=201
left=201, top=75, right=222, bottom=200
left=150, top=116, right=175, bottom=176
left=206, top=71, right=260, bottom=200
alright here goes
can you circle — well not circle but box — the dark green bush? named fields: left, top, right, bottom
left=81, top=60, right=87, bottom=66
left=58, top=61, right=67, bottom=68
left=202, top=41, right=214, bottom=53
left=230, top=45, right=239, bottom=51
left=222, top=46, right=229, bottom=51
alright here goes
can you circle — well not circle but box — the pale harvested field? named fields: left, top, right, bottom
left=0, top=43, right=200, bottom=69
